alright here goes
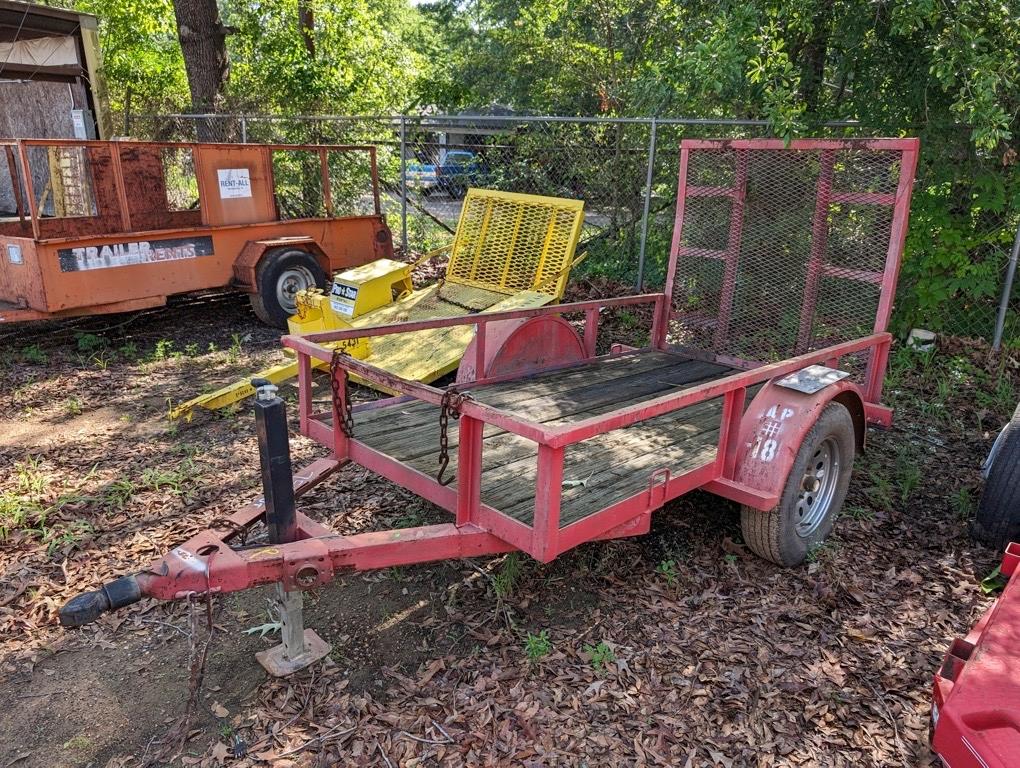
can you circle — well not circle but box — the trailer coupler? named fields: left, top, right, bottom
left=57, top=452, right=345, bottom=630
left=60, top=575, right=142, bottom=627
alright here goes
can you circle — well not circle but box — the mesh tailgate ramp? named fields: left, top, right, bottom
left=666, top=138, right=917, bottom=391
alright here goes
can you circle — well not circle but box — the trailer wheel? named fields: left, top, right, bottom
left=250, top=248, right=327, bottom=328
left=971, top=404, right=1020, bottom=550
left=741, top=402, right=856, bottom=567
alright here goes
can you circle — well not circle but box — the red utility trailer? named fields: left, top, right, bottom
left=60, top=138, right=919, bottom=673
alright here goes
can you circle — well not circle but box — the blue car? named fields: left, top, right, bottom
left=405, top=150, right=487, bottom=198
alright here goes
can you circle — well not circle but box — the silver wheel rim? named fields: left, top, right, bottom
left=276, top=265, right=316, bottom=315
left=795, top=436, right=841, bottom=537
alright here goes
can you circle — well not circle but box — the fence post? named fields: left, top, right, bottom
left=636, top=117, right=658, bottom=289
left=240, top=115, right=247, bottom=144
left=993, top=219, right=1020, bottom=351
left=399, top=115, right=409, bottom=255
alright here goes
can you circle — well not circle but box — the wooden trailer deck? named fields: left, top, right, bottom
left=354, top=350, right=738, bottom=527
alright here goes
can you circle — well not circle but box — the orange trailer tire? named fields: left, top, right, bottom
left=250, top=247, right=327, bottom=328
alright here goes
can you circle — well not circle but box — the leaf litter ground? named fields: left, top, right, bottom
left=0, top=283, right=1016, bottom=767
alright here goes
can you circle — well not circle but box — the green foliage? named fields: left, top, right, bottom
left=655, top=558, right=678, bottom=586
left=75, top=0, right=189, bottom=119
left=894, top=446, right=921, bottom=505
left=75, top=332, right=105, bottom=353
left=0, top=492, right=42, bottom=542
left=118, top=342, right=139, bottom=361
left=843, top=504, right=874, bottom=522
left=20, top=345, right=47, bottom=365
left=584, top=640, right=616, bottom=672
left=15, top=457, right=48, bottom=496
left=226, top=333, right=243, bottom=364
left=899, top=165, right=1019, bottom=336
left=102, top=478, right=137, bottom=510
left=225, top=0, right=427, bottom=115
left=952, top=487, right=975, bottom=521
left=805, top=541, right=836, bottom=564
left=44, top=520, right=95, bottom=558
left=151, top=339, right=177, bottom=362
left=524, top=629, right=552, bottom=663
left=494, top=552, right=522, bottom=598
left=61, top=0, right=1019, bottom=339
left=419, top=0, right=1020, bottom=336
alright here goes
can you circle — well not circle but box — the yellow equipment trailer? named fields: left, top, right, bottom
left=170, top=189, right=586, bottom=420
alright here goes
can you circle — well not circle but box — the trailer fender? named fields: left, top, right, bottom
left=731, top=378, right=867, bottom=511
left=232, top=237, right=329, bottom=292
left=456, top=315, right=586, bottom=383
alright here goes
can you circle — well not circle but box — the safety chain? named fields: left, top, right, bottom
left=437, top=387, right=472, bottom=486
left=329, top=346, right=355, bottom=437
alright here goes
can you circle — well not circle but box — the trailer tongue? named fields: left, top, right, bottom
left=60, top=138, right=920, bottom=677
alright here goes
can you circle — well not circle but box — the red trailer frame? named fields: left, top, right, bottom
left=60, top=138, right=919, bottom=628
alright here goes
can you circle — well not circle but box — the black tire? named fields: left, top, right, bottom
left=741, top=402, right=856, bottom=567
left=971, top=404, right=1020, bottom=550
left=249, top=248, right=327, bottom=328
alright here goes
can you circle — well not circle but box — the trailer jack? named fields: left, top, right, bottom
left=62, top=381, right=335, bottom=676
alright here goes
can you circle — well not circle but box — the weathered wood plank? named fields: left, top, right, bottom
left=479, top=402, right=725, bottom=523
left=344, top=349, right=753, bottom=530
left=357, top=358, right=727, bottom=460
left=353, top=350, right=692, bottom=440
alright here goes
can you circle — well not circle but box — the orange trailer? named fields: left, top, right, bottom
left=0, top=139, right=393, bottom=327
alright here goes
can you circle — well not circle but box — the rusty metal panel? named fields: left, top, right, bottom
left=0, top=236, right=44, bottom=309
left=193, top=145, right=276, bottom=226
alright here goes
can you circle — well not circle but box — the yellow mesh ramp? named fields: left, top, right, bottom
left=446, top=189, right=585, bottom=299
left=346, top=189, right=584, bottom=388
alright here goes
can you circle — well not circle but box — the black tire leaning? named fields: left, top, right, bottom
left=741, top=402, right=856, bottom=567
left=249, top=248, right=327, bottom=328
left=971, top=406, right=1020, bottom=551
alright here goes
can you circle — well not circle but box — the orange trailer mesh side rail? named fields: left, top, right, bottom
left=0, top=138, right=381, bottom=240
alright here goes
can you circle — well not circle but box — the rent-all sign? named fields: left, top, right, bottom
left=57, top=236, right=214, bottom=272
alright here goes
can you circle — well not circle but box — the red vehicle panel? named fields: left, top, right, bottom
left=932, top=543, right=1020, bottom=767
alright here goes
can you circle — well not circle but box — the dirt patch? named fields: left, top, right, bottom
left=1, top=288, right=1017, bottom=766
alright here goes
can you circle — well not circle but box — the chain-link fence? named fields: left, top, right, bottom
left=126, top=113, right=1020, bottom=348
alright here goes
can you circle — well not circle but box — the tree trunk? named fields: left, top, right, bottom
left=799, top=0, right=834, bottom=115
left=172, top=0, right=231, bottom=140
left=299, top=0, right=315, bottom=56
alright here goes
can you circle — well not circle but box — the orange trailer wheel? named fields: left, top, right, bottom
left=250, top=247, right=327, bottom=327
